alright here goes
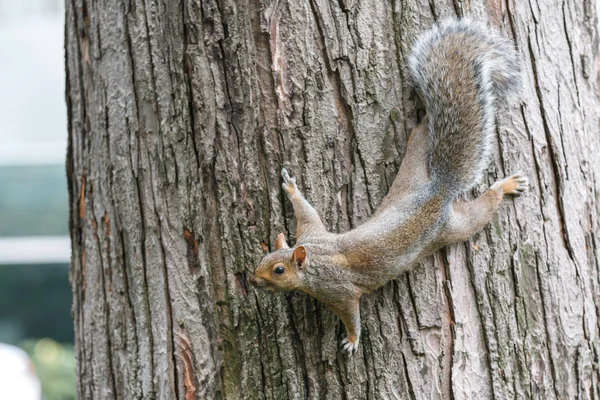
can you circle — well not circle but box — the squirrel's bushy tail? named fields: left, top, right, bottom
left=408, top=18, right=521, bottom=195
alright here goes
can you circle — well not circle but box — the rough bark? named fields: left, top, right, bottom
left=66, top=0, right=600, bottom=398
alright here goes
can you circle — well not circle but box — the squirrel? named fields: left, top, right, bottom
left=249, top=18, right=528, bottom=355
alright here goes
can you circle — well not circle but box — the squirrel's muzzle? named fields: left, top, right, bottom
left=248, top=275, right=275, bottom=292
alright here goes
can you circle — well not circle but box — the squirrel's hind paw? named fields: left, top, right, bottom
left=493, top=172, right=529, bottom=196
left=341, top=336, right=359, bottom=355
left=281, top=168, right=298, bottom=196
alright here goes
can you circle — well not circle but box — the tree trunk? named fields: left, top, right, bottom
left=65, top=0, right=600, bottom=398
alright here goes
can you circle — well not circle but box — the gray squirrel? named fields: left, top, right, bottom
left=249, top=18, right=528, bottom=355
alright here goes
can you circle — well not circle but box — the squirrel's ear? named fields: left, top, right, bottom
left=292, top=246, right=307, bottom=269
left=275, top=233, right=289, bottom=250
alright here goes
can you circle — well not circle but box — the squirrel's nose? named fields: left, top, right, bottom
left=249, top=275, right=257, bottom=285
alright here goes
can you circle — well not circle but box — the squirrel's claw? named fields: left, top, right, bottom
left=506, top=172, right=529, bottom=196
left=281, top=168, right=298, bottom=196
left=492, top=172, right=529, bottom=197
left=341, top=336, right=359, bottom=355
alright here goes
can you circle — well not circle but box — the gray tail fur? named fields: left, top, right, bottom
left=408, top=18, right=521, bottom=195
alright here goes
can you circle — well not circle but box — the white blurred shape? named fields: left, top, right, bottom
left=0, top=0, right=66, bottom=152
left=0, top=236, right=70, bottom=264
left=0, top=343, right=42, bottom=400
left=0, top=141, right=65, bottom=165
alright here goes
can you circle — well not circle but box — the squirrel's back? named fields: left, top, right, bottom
left=408, top=19, right=521, bottom=195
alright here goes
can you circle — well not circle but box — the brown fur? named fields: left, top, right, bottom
left=250, top=19, right=527, bottom=355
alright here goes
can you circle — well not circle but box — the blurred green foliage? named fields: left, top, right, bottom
left=21, top=338, right=75, bottom=400
left=0, top=165, right=68, bottom=237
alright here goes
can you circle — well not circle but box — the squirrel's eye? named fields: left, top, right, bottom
left=274, top=266, right=285, bottom=275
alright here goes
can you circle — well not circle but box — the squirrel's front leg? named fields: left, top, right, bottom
left=327, top=294, right=362, bottom=355
left=281, top=168, right=327, bottom=240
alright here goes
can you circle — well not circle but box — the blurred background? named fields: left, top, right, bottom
left=0, top=0, right=75, bottom=399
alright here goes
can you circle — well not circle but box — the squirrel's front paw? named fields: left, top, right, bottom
left=493, top=172, right=529, bottom=196
left=341, top=335, right=359, bottom=355
left=281, top=168, right=298, bottom=197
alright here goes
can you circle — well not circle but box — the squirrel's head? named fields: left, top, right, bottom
left=249, top=233, right=308, bottom=292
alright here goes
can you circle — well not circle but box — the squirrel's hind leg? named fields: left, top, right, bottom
left=442, top=172, right=528, bottom=244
